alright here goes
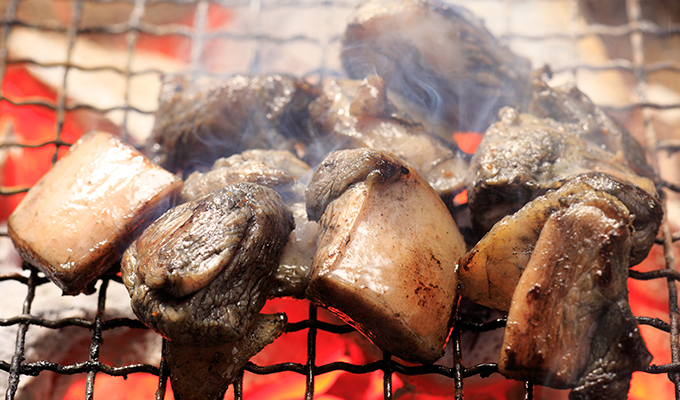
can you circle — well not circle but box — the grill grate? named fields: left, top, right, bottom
left=1, top=0, right=680, bottom=399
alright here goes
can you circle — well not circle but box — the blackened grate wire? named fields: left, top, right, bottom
left=1, top=0, right=680, bottom=399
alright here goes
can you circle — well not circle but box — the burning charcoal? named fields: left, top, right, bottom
left=180, top=149, right=310, bottom=204
left=146, top=74, right=320, bottom=175
left=165, top=313, right=287, bottom=400
left=341, top=0, right=533, bottom=134
left=305, top=148, right=466, bottom=364
left=121, top=183, right=294, bottom=345
left=308, top=75, right=469, bottom=198
left=467, top=105, right=660, bottom=234
left=8, top=131, right=182, bottom=295
left=499, top=198, right=651, bottom=399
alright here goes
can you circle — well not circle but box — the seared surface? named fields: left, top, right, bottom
left=165, top=313, right=286, bottom=400
left=8, top=131, right=182, bottom=295
left=460, top=174, right=661, bottom=311
left=305, top=148, right=465, bottom=363
left=467, top=105, right=658, bottom=234
left=146, top=74, right=319, bottom=174
left=342, top=0, right=532, bottom=133
left=309, top=76, right=468, bottom=197
left=180, top=149, right=310, bottom=204
left=121, top=183, right=293, bottom=345
left=499, top=200, right=651, bottom=399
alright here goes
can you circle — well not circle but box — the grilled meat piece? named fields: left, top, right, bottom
left=146, top=74, right=319, bottom=175
left=460, top=173, right=662, bottom=311
left=499, top=199, right=651, bottom=399
left=179, top=149, right=316, bottom=299
left=467, top=105, right=659, bottom=235
left=121, top=183, right=294, bottom=345
left=342, top=0, right=533, bottom=133
left=180, top=149, right=310, bottom=204
left=308, top=75, right=468, bottom=197
left=529, top=79, right=656, bottom=181
left=305, top=148, right=466, bottom=363
left=165, top=313, right=287, bottom=400
left=8, top=131, right=182, bottom=295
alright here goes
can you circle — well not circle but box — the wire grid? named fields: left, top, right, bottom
left=0, top=0, right=679, bottom=399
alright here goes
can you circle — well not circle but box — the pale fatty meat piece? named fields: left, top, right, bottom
left=499, top=201, right=651, bottom=399
left=8, top=131, right=182, bottom=295
left=121, top=183, right=293, bottom=345
left=459, top=174, right=659, bottom=311
left=342, top=0, right=533, bottom=133
left=305, top=148, right=466, bottom=363
left=165, top=313, right=287, bottom=400
left=467, top=105, right=659, bottom=235
left=146, top=74, right=319, bottom=175
left=308, top=75, right=469, bottom=197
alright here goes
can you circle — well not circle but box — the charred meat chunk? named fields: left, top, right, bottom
left=528, top=79, right=656, bottom=181
left=165, top=313, right=287, bottom=400
left=146, top=74, right=319, bottom=174
left=180, top=149, right=310, bottom=204
left=8, top=131, right=182, bottom=295
left=121, top=183, right=294, bottom=345
left=342, top=0, right=533, bottom=133
left=467, top=105, right=659, bottom=235
left=180, top=149, right=316, bottom=299
left=305, top=148, right=466, bottom=363
left=460, top=174, right=661, bottom=311
left=499, top=199, right=651, bottom=400
left=308, top=75, right=469, bottom=197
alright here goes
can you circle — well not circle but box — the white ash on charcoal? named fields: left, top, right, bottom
left=0, top=280, right=162, bottom=400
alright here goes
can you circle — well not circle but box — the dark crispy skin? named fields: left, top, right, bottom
left=146, top=74, right=319, bottom=175
left=499, top=202, right=651, bottom=399
left=342, top=0, right=532, bottom=133
left=305, top=148, right=409, bottom=221
left=121, top=183, right=294, bottom=346
left=165, top=313, right=286, bottom=400
left=529, top=79, right=656, bottom=181
left=180, top=149, right=310, bottom=204
left=467, top=106, right=660, bottom=238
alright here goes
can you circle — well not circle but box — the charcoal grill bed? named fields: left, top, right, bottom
left=1, top=1, right=680, bottom=399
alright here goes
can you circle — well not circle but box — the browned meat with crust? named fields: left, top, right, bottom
left=308, top=75, right=468, bottom=197
left=180, top=149, right=310, bottom=204
left=342, top=0, right=533, bottom=133
left=121, top=183, right=294, bottom=345
left=146, top=74, right=319, bottom=175
left=467, top=106, right=659, bottom=236
left=499, top=199, right=651, bottom=400
left=165, top=313, right=287, bottom=400
left=8, top=131, right=182, bottom=295
left=305, top=148, right=465, bottom=363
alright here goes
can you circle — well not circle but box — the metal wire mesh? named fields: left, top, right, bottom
left=0, top=0, right=679, bottom=399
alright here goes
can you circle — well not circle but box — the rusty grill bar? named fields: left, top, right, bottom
left=1, top=0, right=680, bottom=399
